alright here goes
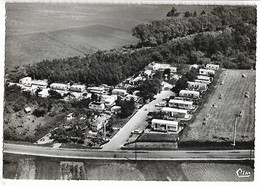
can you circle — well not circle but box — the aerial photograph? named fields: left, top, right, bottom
left=2, top=1, right=256, bottom=182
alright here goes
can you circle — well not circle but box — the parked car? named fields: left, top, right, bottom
left=131, top=129, right=143, bottom=134
left=155, top=101, right=166, bottom=107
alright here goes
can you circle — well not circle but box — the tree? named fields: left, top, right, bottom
left=137, top=79, right=161, bottom=101
left=167, top=7, right=177, bottom=17
left=193, top=11, right=197, bottom=17
left=48, top=90, right=63, bottom=99
left=116, top=98, right=135, bottom=118
left=201, top=10, right=206, bottom=15
left=152, top=51, right=163, bottom=62
left=163, top=68, right=171, bottom=80
left=184, top=11, right=192, bottom=17
left=91, top=93, right=98, bottom=102
left=32, top=109, right=46, bottom=117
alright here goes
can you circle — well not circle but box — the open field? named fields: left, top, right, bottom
left=5, top=4, right=214, bottom=69
left=180, top=70, right=255, bottom=143
left=181, top=162, right=254, bottom=181
left=3, top=154, right=254, bottom=181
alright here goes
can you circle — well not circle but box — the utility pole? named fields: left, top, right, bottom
left=135, top=141, right=137, bottom=161
left=232, top=115, right=238, bottom=147
left=103, top=122, right=106, bottom=141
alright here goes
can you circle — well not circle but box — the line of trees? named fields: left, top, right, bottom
left=13, top=6, right=255, bottom=89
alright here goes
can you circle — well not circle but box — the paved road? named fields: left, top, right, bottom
left=4, top=143, right=254, bottom=161
left=102, top=90, right=175, bottom=150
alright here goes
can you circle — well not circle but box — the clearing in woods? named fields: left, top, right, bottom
left=180, top=69, right=255, bottom=143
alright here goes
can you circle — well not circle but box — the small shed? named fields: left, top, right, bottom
left=66, top=113, right=74, bottom=121
left=24, top=107, right=32, bottom=114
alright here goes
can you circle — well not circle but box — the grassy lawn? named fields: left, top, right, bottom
left=122, top=142, right=178, bottom=150
left=180, top=69, right=255, bottom=143
left=138, top=131, right=179, bottom=142
left=181, top=161, right=254, bottom=181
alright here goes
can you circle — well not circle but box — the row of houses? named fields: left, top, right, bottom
left=149, top=64, right=220, bottom=133
left=19, top=77, right=87, bottom=93
left=186, top=65, right=219, bottom=92
left=19, top=77, right=48, bottom=88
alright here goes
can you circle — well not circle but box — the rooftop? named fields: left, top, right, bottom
left=90, top=102, right=103, bottom=106
left=169, top=99, right=193, bottom=105
left=50, top=83, right=68, bottom=86
left=200, top=69, right=215, bottom=73
left=188, top=81, right=208, bottom=86
left=91, top=114, right=111, bottom=127
left=179, top=90, right=200, bottom=94
left=70, top=84, right=86, bottom=88
left=152, top=119, right=178, bottom=125
left=197, top=75, right=211, bottom=80
left=162, top=107, right=188, bottom=114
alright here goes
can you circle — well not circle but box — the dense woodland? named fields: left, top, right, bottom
left=10, top=6, right=256, bottom=87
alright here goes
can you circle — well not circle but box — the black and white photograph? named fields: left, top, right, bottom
left=1, top=0, right=258, bottom=183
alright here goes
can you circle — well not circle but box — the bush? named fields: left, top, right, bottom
left=223, top=61, right=237, bottom=69
left=32, top=109, right=46, bottom=117
left=239, top=62, right=252, bottom=69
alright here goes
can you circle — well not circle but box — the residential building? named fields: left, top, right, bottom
left=91, top=114, right=110, bottom=132
left=89, top=102, right=105, bottom=111
left=197, top=75, right=212, bottom=82
left=152, top=63, right=170, bottom=71
left=199, top=69, right=215, bottom=76
left=100, top=95, right=111, bottom=102
left=179, top=90, right=200, bottom=99
left=195, top=79, right=211, bottom=85
left=104, top=95, right=117, bottom=108
left=66, top=113, right=74, bottom=121
left=111, top=106, right=121, bottom=114
left=24, top=107, right=32, bottom=114
left=50, top=83, right=69, bottom=91
left=125, top=94, right=138, bottom=102
left=38, top=88, right=49, bottom=98
left=162, top=107, right=189, bottom=119
left=112, top=88, right=127, bottom=96
left=133, top=76, right=143, bottom=83
left=69, top=84, right=86, bottom=92
left=19, top=77, right=48, bottom=89
left=144, top=69, right=152, bottom=78
left=206, top=64, right=220, bottom=70
left=163, top=66, right=177, bottom=73
left=31, top=79, right=48, bottom=89
left=151, top=119, right=180, bottom=132
left=19, top=77, right=32, bottom=87
left=87, top=87, right=105, bottom=94
left=187, top=81, right=208, bottom=91
left=152, top=63, right=177, bottom=73
left=168, top=99, right=193, bottom=110
left=189, top=64, right=199, bottom=69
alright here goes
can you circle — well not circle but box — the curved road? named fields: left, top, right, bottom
left=4, top=143, right=254, bottom=161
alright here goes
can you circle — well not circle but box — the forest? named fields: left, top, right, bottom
left=10, top=6, right=256, bottom=87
